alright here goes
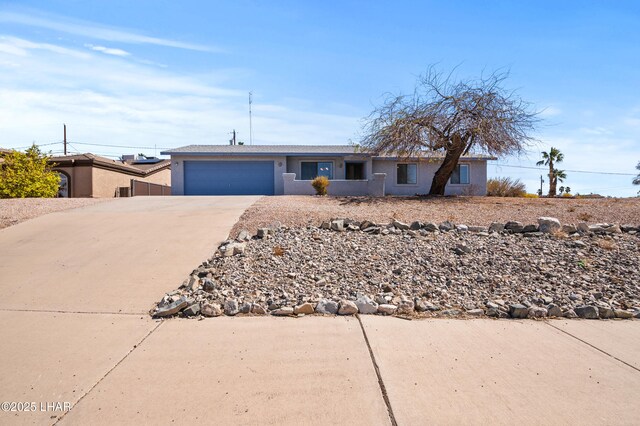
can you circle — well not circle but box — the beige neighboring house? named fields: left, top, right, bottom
left=51, top=154, right=171, bottom=198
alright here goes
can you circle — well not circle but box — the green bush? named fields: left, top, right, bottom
left=311, top=175, right=330, bottom=196
left=0, top=145, right=60, bottom=198
left=486, top=177, right=527, bottom=197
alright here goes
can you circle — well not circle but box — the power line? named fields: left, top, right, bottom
left=494, top=163, right=636, bottom=176
left=67, top=141, right=172, bottom=150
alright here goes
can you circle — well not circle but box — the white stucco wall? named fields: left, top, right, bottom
left=372, top=159, right=488, bottom=196
left=170, top=155, right=287, bottom=195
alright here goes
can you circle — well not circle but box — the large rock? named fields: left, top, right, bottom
left=598, top=307, right=615, bottom=319
left=201, top=303, right=223, bottom=317
left=183, top=302, right=201, bottom=316
left=338, top=300, right=358, bottom=315
left=392, top=220, right=409, bottom=230
left=614, top=309, right=634, bottom=319
left=154, top=297, right=188, bottom=317
left=509, top=304, right=529, bottom=319
left=409, top=221, right=422, bottom=230
left=377, top=304, right=398, bottom=315
left=538, top=217, right=561, bottom=234
left=315, top=299, right=339, bottom=314
left=251, top=304, right=267, bottom=315
left=504, top=221, right=524, bottom=233
left=423, top=222, right=439, bottom=232
left=294, top=302, right=315, bottom=315
left=546, top=304, right=563, bottom=317
left=439, top=221, right=454, bottom=232
left=528, top=306, right=548, bottom=318
left=330, top=219, right=345, bottom=232
left=272, top=307, right=294, bottom=316
left=574, top=305, right=599, bottom=319
left=489, top=222, right=505, bottom=233
left=355, top=296, right=378, bottom=314
left=224, top=299, right=239, bottom=316
left=397, top=299, right=415, bottom=314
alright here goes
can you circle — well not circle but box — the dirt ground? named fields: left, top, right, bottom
left=0, top=198, right=110, bottom=229
left=231, top=195, right=640, bottom=236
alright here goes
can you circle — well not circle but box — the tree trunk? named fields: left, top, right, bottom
left=429, top=137, right=466, bottom=195
left=547, top=159, right=555, bottom=196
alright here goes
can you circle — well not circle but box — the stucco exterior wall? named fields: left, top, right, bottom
left=286, top=156, right=372, bottom=180
left=371, top=159, right=488, bottom=196
left=170, top=155, right=287, bottom=195
left=92, top=167, right=171, bottom=198
left=283, top=173, right=386, bottom=196
left=53, top=166, right=93, bottom=198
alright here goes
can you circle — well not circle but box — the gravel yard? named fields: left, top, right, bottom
left=231, top=196, right=640, bottom=238
left=154, top=217, right=640, bottom=320
left=0, top=198, right=110, bottom=229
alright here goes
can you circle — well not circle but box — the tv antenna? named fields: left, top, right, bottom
left=249, top=91, right=253, bottom=145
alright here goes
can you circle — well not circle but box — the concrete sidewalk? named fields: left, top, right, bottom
left=1, top=197, right=638, bottom=425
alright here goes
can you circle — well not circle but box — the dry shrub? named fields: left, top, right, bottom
left=273, top=245, right=285, bottom=256
left=486, top=177, right=526, bottom=197
left=311, top=176, right=330, bottom=196
left=523, top=193, right=539, bottom=198
left=577, top=212, right=592, bottom=221
left=567, top=206, right=576, bottom=212
left=596, top=239, right=617, bottom=251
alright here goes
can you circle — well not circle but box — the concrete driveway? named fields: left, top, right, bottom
left=1, top=196, right=639, bottom=425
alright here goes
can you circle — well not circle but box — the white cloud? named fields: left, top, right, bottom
left=539, top=105, right=562, bottom=117
left=85, top=44, right=130, bottom=57
left=0, top=36, right=360, bottom=158
left=0, top=10, right=219, bottom=52
left=0, top=35, right=90, bottom=58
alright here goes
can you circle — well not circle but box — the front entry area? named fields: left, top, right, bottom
left=183, top=161, right=275, bottom=195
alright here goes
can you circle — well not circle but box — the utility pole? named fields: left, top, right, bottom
left=229, top=129, right=237, bottom=146
left=249, top=91, right=253, bottom=145
left=540, top=174, right=544, bottom=196
left=63, top=123, right=67, bottom=155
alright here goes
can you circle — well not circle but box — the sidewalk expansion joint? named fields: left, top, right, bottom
left=545, top=322, right=640, bottom=373
left=356, top=315, right=398, bottom=426
left=0, top=308, right=146, bottom=316
left=52, top=320, right=164, bottom=425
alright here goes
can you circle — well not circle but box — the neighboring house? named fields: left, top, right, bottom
left=51, top=154, right=171, bottom=198
left=161, top=145, right=495, bottom=196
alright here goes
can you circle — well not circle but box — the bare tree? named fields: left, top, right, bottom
left=361, top=67, right=538, bottom=195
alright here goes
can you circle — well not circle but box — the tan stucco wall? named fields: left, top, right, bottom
left=53, top=166, right=93, bottom=198
left=91, top=167, right=171, bottom=198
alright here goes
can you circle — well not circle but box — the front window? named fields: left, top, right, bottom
left=397, top=163, right=417, bottom=184
left=301, top=162, right=333, bottom=180
left=450, top=164, right=470, bottom=184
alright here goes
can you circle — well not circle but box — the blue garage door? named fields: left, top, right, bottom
left=184, top=161, right=275, bottom=195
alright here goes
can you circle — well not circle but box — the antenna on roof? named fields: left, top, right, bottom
left=249, top=91, right=253, bottom=145
left=63, top=123, right=67, bottom=155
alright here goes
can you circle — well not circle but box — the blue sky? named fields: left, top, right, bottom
left=1, top=1, right=639, bottom=196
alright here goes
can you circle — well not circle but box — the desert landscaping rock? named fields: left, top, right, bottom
left=152, top=217, right=639, bottom=321
left=338, top=300, right=358, bottom=315
left=378, top=304, right=398, bottom=315
left=201, top=303, right=223, bottom=317
left=294, top=302, right=315, bottom=315
left=315, top=299, right=339, bottom=315
left=575, top=306, right=599, bottom=319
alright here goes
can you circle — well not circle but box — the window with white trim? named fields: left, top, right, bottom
left=450, top=164, right=469, bottom=184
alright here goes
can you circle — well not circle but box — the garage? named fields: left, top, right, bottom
left=183, top=161, right=275, bottom=195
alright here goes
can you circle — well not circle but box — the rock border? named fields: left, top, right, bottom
left=151, top=217, right=640, bottom=321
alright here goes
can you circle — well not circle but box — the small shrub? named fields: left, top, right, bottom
left=273, top=245, right=285, bottom=256
left=562, top=193, right=572, bottom=198
left=486, top=177, right=526, bottom=197
left=523, top=193, right=539, bottom=198
left=311, top=176, right=330, bottom=196
left=577, top=212, right=592, bottom=222
left=597, top=239, right=617, bottom=251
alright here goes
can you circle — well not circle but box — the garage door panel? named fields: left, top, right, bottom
left=184, top=161, right=274, bottom=195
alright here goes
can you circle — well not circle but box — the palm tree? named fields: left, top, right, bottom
left=565, top=186, right=571, bottom=194
left=559, top=186, right=565, bottom=194
left=537, top=147, right=564, bottom=196
left=634, top=162, right=640, bottom=186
